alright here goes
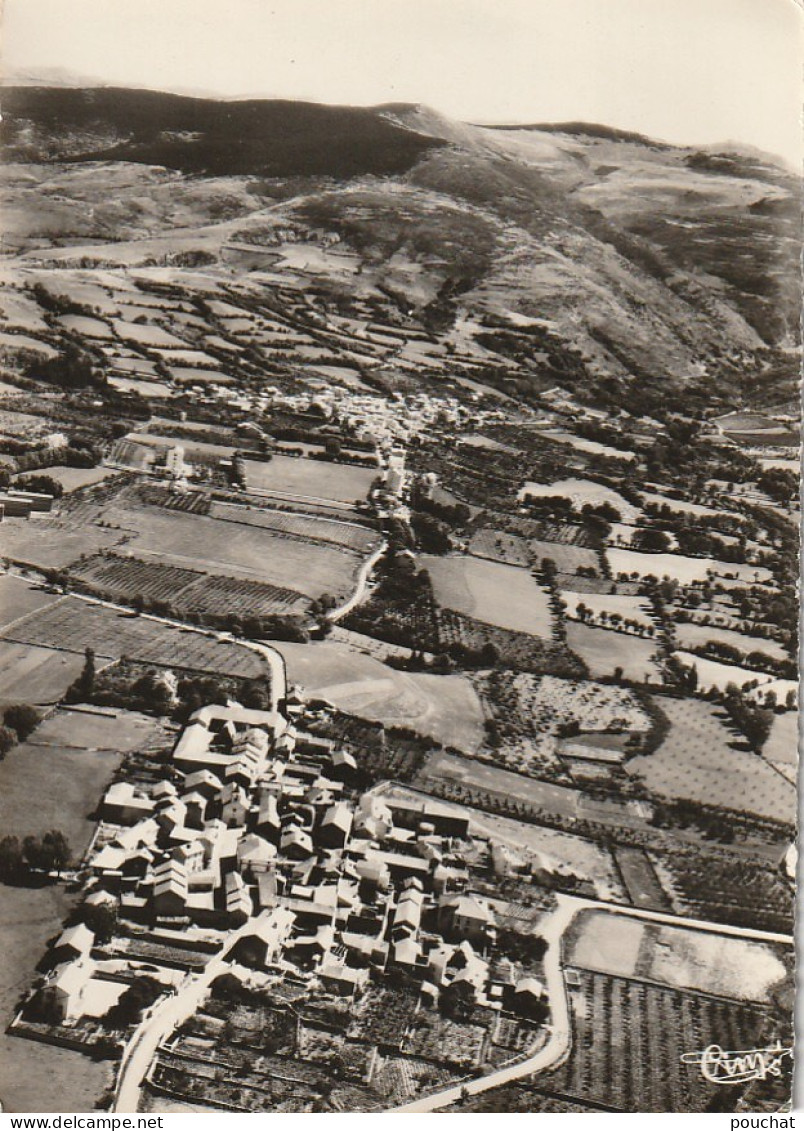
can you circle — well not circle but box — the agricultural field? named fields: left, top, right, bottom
left=565, top=622, right=662, bottom=683
left=527, top=537, right=601, bottom=575
left=0, top=515, right=126, bottom=569
left=627, top=697, right=796, bottom=822
left=566, top=908, right=788, bottom=1001
left=561, top=589, right=656, bottom=633
left=763, top=711, right=798, bottom=776
left=208, top=501, right=381, bottom=553
left=243, top=454, right=376, bottom=504
left=92, top=501, right=363, bottom=600
left=672, top=650, right=784, bottom=695
left=271, top=639, right=485, bottom=752
left=0, top=573, right=60, bottom=628
left=519, top=478, right=641, bottom=522
left=671, top=620, right=789, bottom=663
left=422, top=554, right=553, bottom=636
left=1, top=596, right=268, bottom=677
left=69, top=554, right=308, bottom=617
left=467, top=528, right=531, bottom=566
left=539, top=968, right=779, bottom=1112
left=479, top=672, right=651, bottom=776
left=23, top=465, right=120, bottom=492
left=0, top=640, right=86, bottom=707
left=607, top=547, right=773, bottom=586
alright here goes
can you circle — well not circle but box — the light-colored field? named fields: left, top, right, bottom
left=641, top=490, right=734, bottom=520
left=58, top=314, right=114, bottom=338
left=542, top=428, right=636, bottom=462
left=0, top=516, right=125, bottom=569
left=26, top=465, right=120, bottom=492
left=628, top=696, right=795, bottom=822
left=0, top=574, right=59, bottom=628
left=568, top=909, right=787, bottom=1002
left=243, top=455, right=375, bottom=504
left=519, top=478, right=641, bottom=523
left=527, top=537, right=600, bottom=574
left=422, top=554, right=553, bottom=636
left=112, top=319, right=186, bottom=347
left=673, top=650, right=777, bottom=693
left=672, top=621, right=788, bottom=662
left=607, top=547, right=773, bottom=585
left=169, top=367, right=234, bottom=384
left=0, top=640, right=85, bottom=707
left=764, top=711, right=798, bottom=766
left=271, top=639, right=485, bottom=752
left=562, top=589, right=655, bottom=630
left=0, top=331, right=58, bottom=356
left=566, top=621, right=662, bottom=683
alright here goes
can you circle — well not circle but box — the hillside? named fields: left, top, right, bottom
left=0, top=85, right=799, bottom=391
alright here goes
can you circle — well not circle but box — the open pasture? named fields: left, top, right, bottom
left=627, top=696, right=795, bottom=822
left=0, top=573, right=60, bottom=628
left=243, top=454, right=375, bottom=504
left=672, top=650, right=778, bottom=693
left=0, top=640, right=85, bottom=707
left=565, top=622, right=662, bottom=683
left=58, top=314, right=114, bottom=338
left=672, top=620, right=788, bottom=662
left=208, top=500, right=380, bottom=553
left=519, top=478, right=641, bottom=523
left=422, top=554, right=553, bottom=636
left=271, top=639, right=485, bottom=752
left=567, top=908, right=787, bottom=1002
left=97, top=501, right=362, bottom=599
left=112, top=319, right=187, bottom=348
left=0, top=515, right=126, bottom=569
left=562, top=589, right=655, bottom=631
left=607, top=547, right=773, bottom=586
left=2, top=596, right=267, bottom=677
left=468, top=528, right=531, bottom=566
left=527, top=537, right=600, bottom=574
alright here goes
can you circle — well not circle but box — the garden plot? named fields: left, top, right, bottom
left=567, top=908, right=787, bottom=1002
left=607, top=548, right=773, bottom=586
left=562, top=590, right=655, bottom=633
left=672, top=620, right=789, bottom=662
left=519, top=478, right=641, bottom=523
left=627, top=696, right=795, bottom=822
left=422, top=555, right=553, bottom=636
left=565, top=622, right=662, bottom=683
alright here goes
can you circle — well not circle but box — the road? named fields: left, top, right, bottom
left=112, top=919, right=255, bottom=1113
left=391, top=895, right=579, bottom=1112
left=328, top=539, right=387, bottom=622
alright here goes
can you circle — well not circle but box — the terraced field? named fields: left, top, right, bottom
left=1, top=597, right=267, bottom=677
left=69, top=553, right=308, bottom=616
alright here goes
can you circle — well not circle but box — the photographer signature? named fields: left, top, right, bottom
left=680, top=1041, right=792, bottom=1085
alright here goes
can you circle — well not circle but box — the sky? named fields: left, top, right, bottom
left=2, top=0, right=802, bottom=166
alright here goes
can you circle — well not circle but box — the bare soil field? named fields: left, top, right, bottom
left=0, top=573, right=60, bottom=629
left=26, top=466, right=120, bottom=492
left=0, top=516, right=126, bottom=569
left=565, top=622, right=662, bottom=683
left=607, top=547, right=773, bottom=586
left=2, top=597, right=267, bottom=677
left=243, top=454, right=375, bottom=504
left=467, top=529, right=531, bottom=566
left=0, top=641, right=86, bottom=707
left=422, top=554, right=553, bottom=636
left=627, top=697, right=795, bottom=822
left=567, top=908, right=788, bottom=1002
left=271, top=639, right=485, bottom=752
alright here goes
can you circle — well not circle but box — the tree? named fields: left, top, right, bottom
left=0, top=725, right=17, bottom=759
left=81, top=901, right=118, bottom=943
left=0, top=835, right=24, bottom=883
left=3, top=704, right=40, bottom=741
left=23, top=830, right=71, bottom=875
left=78, top=647, right=96, bottom=699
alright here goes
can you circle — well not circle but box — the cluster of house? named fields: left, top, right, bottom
left=34, top=691, right=546, bottom=1025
